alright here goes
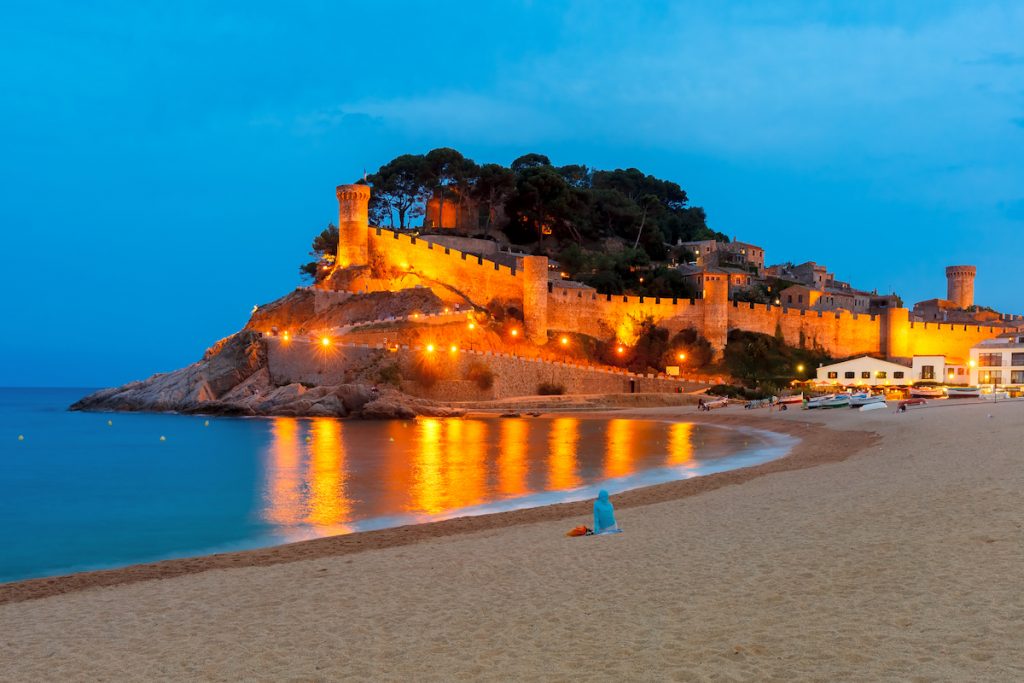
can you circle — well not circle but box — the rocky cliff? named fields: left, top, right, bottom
left=70, top=288, right=464, bottom=419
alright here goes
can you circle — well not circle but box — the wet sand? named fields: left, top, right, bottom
left=2, top=400, right=1023, bottom=680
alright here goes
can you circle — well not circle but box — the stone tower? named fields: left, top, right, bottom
left=335, top=184, right=371, bottom=268
left=945, top=265, right=976, bottom=309
left=522, top=256, right=549, bottom=345
left=701, top=273, right=729, bottom=359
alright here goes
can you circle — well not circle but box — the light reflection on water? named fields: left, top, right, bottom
left=0, top=390, right=796, bottom=583
left=261, top=416, right=784, bottom=539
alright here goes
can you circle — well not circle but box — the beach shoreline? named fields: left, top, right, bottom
left=0, top=408, right=874, bottom=606
left=4, top=399, right=1023, bottom=680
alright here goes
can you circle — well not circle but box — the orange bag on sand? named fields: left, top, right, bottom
left=566, top=525, right=591, bottom=537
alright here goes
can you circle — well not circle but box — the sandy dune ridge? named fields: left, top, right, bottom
left=2, top=401, right=1023, bottom=680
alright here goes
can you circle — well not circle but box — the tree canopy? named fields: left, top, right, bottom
left=308, top=148, right=729, bottom=293
left=359, top=147, right=725, bottom=253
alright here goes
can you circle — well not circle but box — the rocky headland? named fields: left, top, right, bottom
left=70, top=286, right=467, bottom=419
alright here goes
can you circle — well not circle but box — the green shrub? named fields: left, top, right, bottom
left=537, top=382, right=565, bottom=395
left=466, top=362, right=495, bottom=390
left=377, top=362, right=402, bottom=387
left=407, top=356, right=444, bottom=388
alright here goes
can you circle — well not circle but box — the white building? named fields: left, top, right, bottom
left=968, top=333, right=1024, bottom=387
left=815, top=356, right=913, bottom=387
left=911, top=355, right=968, bottom=384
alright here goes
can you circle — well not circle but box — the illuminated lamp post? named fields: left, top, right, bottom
left=319, top=336, right=330, bottom=376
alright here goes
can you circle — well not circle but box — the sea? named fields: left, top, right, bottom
left=0, top=388, right=796, bottom=583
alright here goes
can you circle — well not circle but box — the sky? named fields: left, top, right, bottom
left=3, top=1, right=1024, bottom=387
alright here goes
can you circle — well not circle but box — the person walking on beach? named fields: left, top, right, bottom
left=593, top=490, right=620, bottom=534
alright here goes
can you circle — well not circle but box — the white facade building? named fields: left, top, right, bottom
left=815, top=356, right=914, bottom=387
left=968, top=334, right=1024, bottom=387
left=911, top=355, right=967, bottom=384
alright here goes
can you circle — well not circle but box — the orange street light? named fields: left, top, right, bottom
left=449, top=344, right=458, bottom=353
left=467, top=322, right=476, bottom=330
left=282, top=331, right=290, bottom=342
left=616, top=346, right=625, bottom=355
left=320, top=336, right=330, bottom=347
left=968, top=359, right=976, bottom=367
left=510, top=329, right=519, bottom=338
left=560, top=336, right=569, bottom=346
left=426, top=344, right=435, bottom=353
left=677, top=352, right=686, bottom=361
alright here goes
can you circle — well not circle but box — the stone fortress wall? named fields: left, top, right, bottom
left=335, top=184, right=1009, bottom=364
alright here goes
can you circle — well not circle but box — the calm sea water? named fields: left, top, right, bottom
left=0, top=388, right=795, bottom=583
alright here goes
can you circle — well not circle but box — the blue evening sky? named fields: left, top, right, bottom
left=3, top=1, right=1023, bottom=387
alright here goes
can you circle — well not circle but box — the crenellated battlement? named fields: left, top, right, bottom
left=334, top=185, right=1010, bottom=363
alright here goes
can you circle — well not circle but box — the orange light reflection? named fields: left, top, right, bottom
left=667, top=422, right=695, bottom=466
left=498, top=419, right=530, bottom=496
left=548, top=418, right=581, bottom=489
left=265, top=417, right=303, bottom=526
left=306, top=418, right=350, bottom=529
left=605, top=418, right=634, bottom=478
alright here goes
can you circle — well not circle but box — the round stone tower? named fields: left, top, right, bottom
left=335, top=184, right=371, bottom=268
left=945, top=265, right=976, bottom=309
left=522, top=255, right=549, bottom=345
left=701, top=273, right=729, bottom=360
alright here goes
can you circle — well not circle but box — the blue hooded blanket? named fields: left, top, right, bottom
left=593, top=489, right=618, bottom=533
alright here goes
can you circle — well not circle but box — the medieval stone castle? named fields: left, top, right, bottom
left=331, top=183, right=1020, bottom=366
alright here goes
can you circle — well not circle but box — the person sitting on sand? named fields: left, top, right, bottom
left=593, top=490, right=620, bottom=534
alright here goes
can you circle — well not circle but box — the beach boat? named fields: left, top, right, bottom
left=699, top=397, right=729, bottom=411
left=804, top=394, right=834, bottom=409
left=859, top=401, right=888, bottom=412
left=909, top=385, right=945, bottom=399
left=819, top=395, right=851, bottom=409
left=778, top=393, right=803, bottom=405
left=946, top=386, right=981, bottom=399
left=980, top=391, right=1010, bottom=401
left=850, top=393, right=886, bottom=407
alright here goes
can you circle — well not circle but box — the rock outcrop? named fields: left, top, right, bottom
left=71, top=289, right=464, bottom=420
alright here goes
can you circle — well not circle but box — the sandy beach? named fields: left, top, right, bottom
left=3, top=400, right=1023, bottom=681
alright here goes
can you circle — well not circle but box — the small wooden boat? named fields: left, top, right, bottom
left=945, top=386, right=981, bottom=399
left=850, top=393, right=886, bottom=407
left=909, top=385, right=945, bottom=398
left=980, top=391, right=1009, bottom=401
left=898, top=398, right=927, bottom=410
left=699, top=397, right=729, bottom=411
left=778, top=393, right=803, bottom=405
left=805, top=394, right=834, bottom=409
left=819, top=395, right=851, bottom=409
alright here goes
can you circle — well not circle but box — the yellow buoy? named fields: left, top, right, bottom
left=18, top=435, right=24, bottom=441
left=107, top=420, right=113, bottom=426
left=159, top=436, right=166, bottom=441
left=204, top=420, right=209, bottom=427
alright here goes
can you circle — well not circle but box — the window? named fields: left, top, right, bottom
left=957, top=368, right=965, bottom=375
left=827, top=371, right=838, bottom=379
left=1011, top=353, right=1024, bottom=366
left=1012, top=371, right=1024, bottom=384
left=876, top=371, right=887, bottom=379
left=844, top=371, right=855, bottom=379
left=787, top=295, right=793, bottom=304
left=798, top=294, right=804, bottom=303
left=921, top=365, right=935, bottom=380
left=980, top=370, right=1003, bottom=385
left=978, top=353, right=1002, bottom=367
left=861, top=371, right=870, bottom=379
left=893, top=371, right=905, bottom=379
